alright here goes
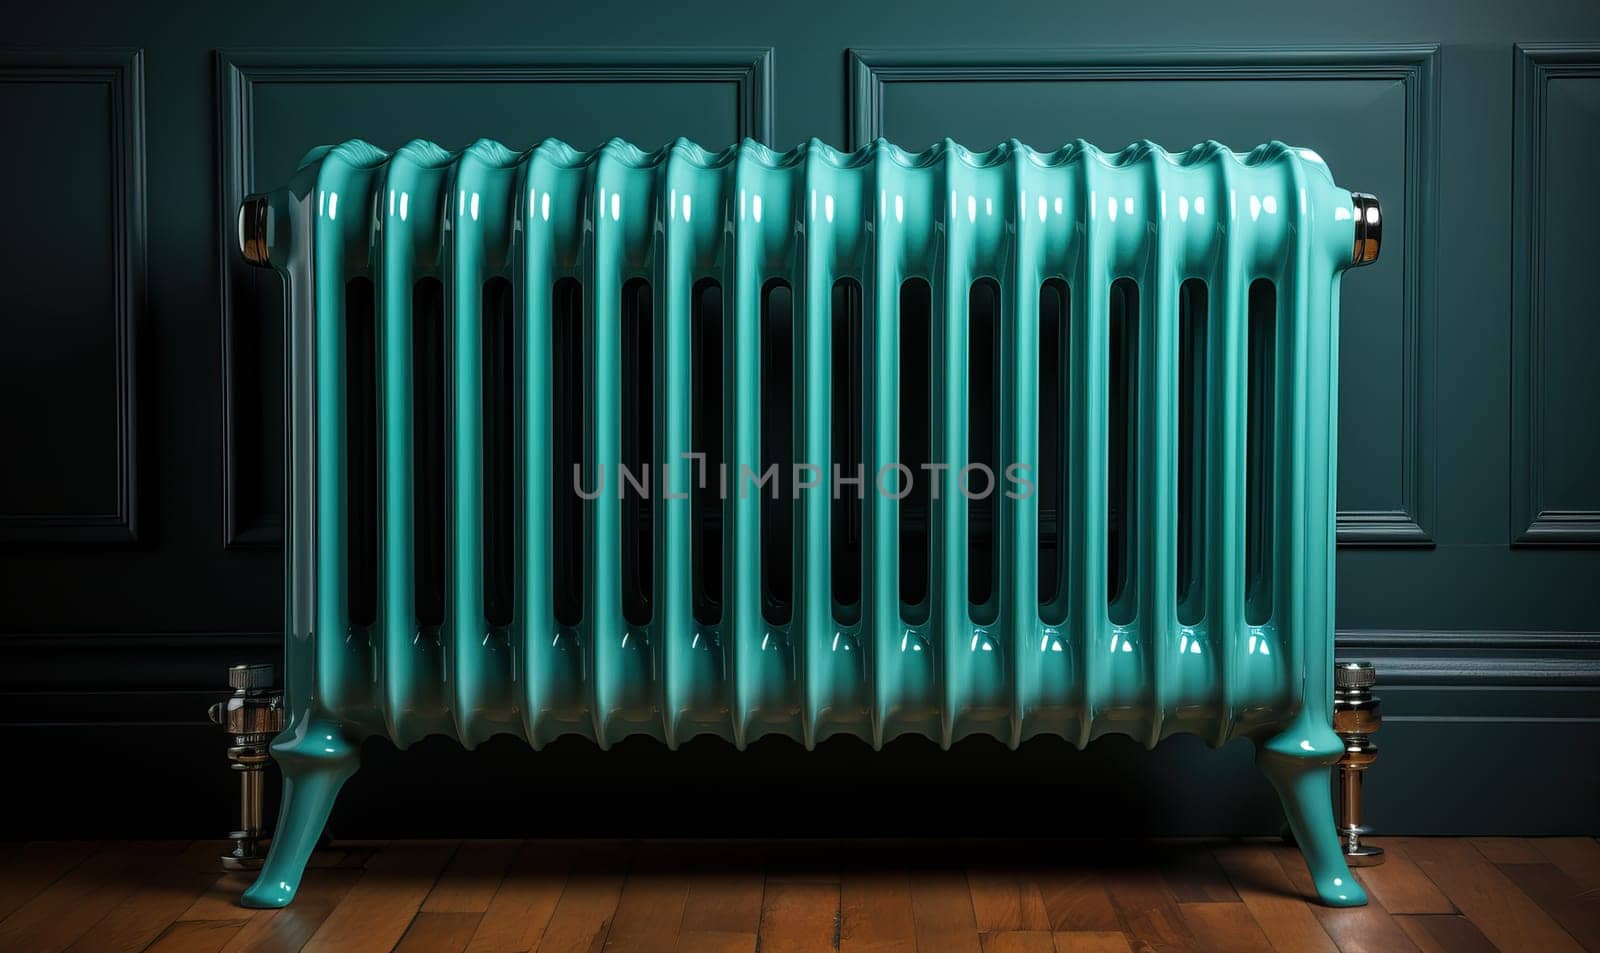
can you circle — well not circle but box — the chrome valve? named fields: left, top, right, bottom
left=1333, top=661, right=1384, bottom=866
left=1351, top=193, right=1382, bottom=267
left=209, top=664, right=284, bottom=871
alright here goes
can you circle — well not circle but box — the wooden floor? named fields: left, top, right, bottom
left=0, top=837, right=1595, bottom=952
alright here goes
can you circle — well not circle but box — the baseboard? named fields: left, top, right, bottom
left=2, top=629, right=1595, bottom=838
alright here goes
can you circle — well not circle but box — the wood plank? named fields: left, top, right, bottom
left=1353, top=840, right=1454, bottom=914
left=1495, top=863, right=1600, bottom=951
left=305, top=849, right=354, bottom=869
left=531, top=842, right=629, bottom=953
left=1050, top=932, right=1133, bottom=953
left=757, top=881, right=839, bottom=953
left=1162, top=844, right=1240, bottom=903
left=395, top=912, right=482, bottom=953
left=1398, top=837, right=1584, bottom=953
left=1036, top=870, right=1119, bottom=933
left=1470, top=838, right=1543, bottom=865
left=966, top=866, right=1051, bottom=932
left=678, top=843, right=763, bottom=938
left=1178, top=901, right=1275, bottom=953
left=218, top=867, right=362, bottom=953
left=1532, top=837, right=1600, bottom=892
left=1393, top=914, right=1498, bottom=953
left=332, top=844, right=385, bottom=869
left=35, top=837, right=1600, bottom=953
left=1099, top=855, right=1199, bottom=953
left=978, top=930, right=1055, bottom=953
left=839, top=867, right=915, bottom=953
left=908, top=867, right=983, bottom=953
left=64, top=841, right=233, bottom=953
left=0, top=841, right=98, bottom=922
left=179, top=872, right=259, bottom=923
left=464, top=842, right=571, bottom=953
left=302, top=840, right=459, bottom=953
left=424, top=840, right=520, bottom=914
left=1272, top=845, right=1419, bottom=953
left=672, top=930, right=757, bottom=953
left=601, top=845, right=691, bottom=953
left=1211, top=844, right=1337, bottom=953
left=0, top=842, right=185, bottom=953
left=146, top=919, right=250, bottom=953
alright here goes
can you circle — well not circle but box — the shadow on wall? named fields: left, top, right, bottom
left=333, top=732, right=1279, bottom=840
left=8, top=728, right=1281, bottom=840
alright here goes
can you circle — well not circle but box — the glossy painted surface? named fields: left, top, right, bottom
left=241, top=136, right=1363, bottom=909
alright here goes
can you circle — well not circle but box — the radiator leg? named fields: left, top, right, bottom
left=240, top=721, right=358, bottom=909
left=1258, top=718, right=1367, bottom=907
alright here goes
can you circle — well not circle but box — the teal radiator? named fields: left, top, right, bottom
left=237, top=136, right=1380, bottom=909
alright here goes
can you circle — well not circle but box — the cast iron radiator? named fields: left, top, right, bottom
left=236, top=136, right=1381, bottom=908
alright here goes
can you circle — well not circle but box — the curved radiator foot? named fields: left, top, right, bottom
left=1258, top=722, right=1367, bottom=907
left=241, top=721, right=359, bottom=909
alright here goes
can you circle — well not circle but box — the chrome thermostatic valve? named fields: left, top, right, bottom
left=1351, top=192, right=1381, bottom=266
left=209, top=664, right=284, bottom=871
left=1333, top=661, right=1385, bottom=866
left=238, top=194, right=271, bottom=267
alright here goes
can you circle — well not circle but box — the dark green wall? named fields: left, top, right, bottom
left=1, top=0, right=1596, bottom=837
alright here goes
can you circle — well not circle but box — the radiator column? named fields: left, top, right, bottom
left=864, top=149, right=901, bottom=747
left=657, top=143, right=695, bottom=749
left=936, top=144, right=975, bottom=747
left=1002, top=141, right=1043, bottom=748
left=587, top=141, right=659, bottom=746
left=797, top=143, right=834, bottom=748
left=725, top=143, right=762, bottom=748
left=1068, top=146, right=1111, bottom=747
left=1138, top=149, right=1181, bottom=747
left=311, top=149, right=382, bottom=728
left=451, top=142, right=521, bottom=746
left=376, top=144, right=449, bottom=745
left=520, top=141, right=588, bottom=747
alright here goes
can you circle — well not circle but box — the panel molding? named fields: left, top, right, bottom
left=847, top=46, right=1440, bottom=546
left=1339, top=629, right=1600, bottom=687
left=0, top=49, right=145, bottom=543
left=214, top=46, right=775, bottom=548
left=1511, top=44, right=1600, bottom=546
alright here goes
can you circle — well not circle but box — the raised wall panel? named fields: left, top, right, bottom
left=0, top=50, right=144, bottom=543
left=1512, top=44, right=1600, bottom=546
left=215, top=47, right=774, bottom=547
left=849, top=47, right=1439, bottom=546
